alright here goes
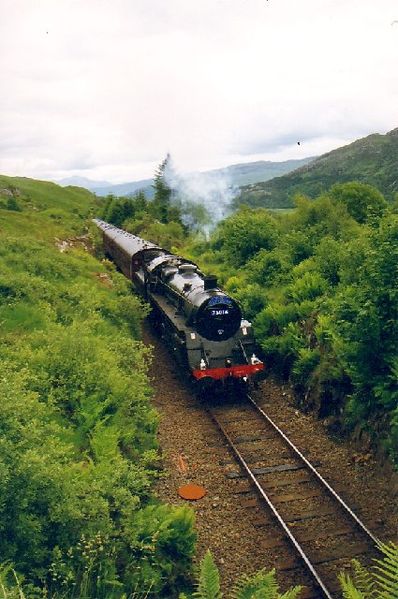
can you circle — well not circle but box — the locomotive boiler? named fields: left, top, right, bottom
left=94, top=219, right=264, bottom=390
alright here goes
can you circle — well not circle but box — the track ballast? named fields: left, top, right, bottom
left=208, top=394, right=381, bottom=598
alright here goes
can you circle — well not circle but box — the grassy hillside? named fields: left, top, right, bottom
left=0, top=175, right=195, bottom=597
left=0, top=174, right=96, bottom=240
left=0, top=174, right=94, bottom=212
left=236, top=127, right=398, bottom=208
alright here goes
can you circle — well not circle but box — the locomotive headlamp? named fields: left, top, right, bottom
left=225, top=359, right=232, bottom=368
left=200, top=359, right=206, bottom=371
left=251, top=353, right=261, bottom=365
left=241, top=320, right=252, bottom=336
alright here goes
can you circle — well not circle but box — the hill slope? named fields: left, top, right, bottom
left=0, top=174, right=98, bottom=239
left=203, top=157, right=315, bottom=187
left=0, top=174, right=195, bottom=596
left=59, top=157, right=315, bottom=198
left=236, top=127, right=398, bottom=208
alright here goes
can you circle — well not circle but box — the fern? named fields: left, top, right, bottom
left=373, top=541, right=398, bottom=599
left=230, top=567, right=301, bottom=599
left=191, top=552, right=303, bottom=599
left=351, top=559, right=376, bottom=597
left=193, top=550, right=222, bottom=599
left=0, top=566, right=26, bottom=599
left=231, top=568, right=279, bottom=599
left=279, top=586, right=304, bottom=599
left=339, top=572, right=368, bottom=599
left=339, top=541, right=398, bottom=599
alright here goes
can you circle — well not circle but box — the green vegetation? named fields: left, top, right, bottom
left=100, top=156, right=188, bottom=250
left=339, top=542, right=398, bottom=598
left=177, top=551, right=301, bottom=599
left=184, top=547, right=398, bottom=599
left=237, top=127, right=398, bottom=208
left=0, top=175, right=196, bottom=597
left=186, top=182, right=398, bottom=464
left=1, top=169, right=305, bottom=599
left=2, top=167, right=396, bottom=597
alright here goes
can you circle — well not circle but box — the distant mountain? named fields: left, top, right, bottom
left=58, top=176, right=113, bottom=190
left=90, top=179, right=153, bottom=197
left=58, top=157, right=316, bottom=198
left=204, top=157, right=316, bottom=187
left=236, top=128, right=398, bottom=209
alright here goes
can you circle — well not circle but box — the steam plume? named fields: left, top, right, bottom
left=163, top=158, right=238, bottom=231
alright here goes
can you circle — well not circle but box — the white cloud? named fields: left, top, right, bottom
left=0, top=0, right=397, bottom=182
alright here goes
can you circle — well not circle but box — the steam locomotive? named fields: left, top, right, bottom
left=94, top=219, right=264, bottom=391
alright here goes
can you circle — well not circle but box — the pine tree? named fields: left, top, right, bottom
left=151, top=154, right=173, bottom=223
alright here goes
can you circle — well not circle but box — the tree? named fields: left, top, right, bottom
left=133, top=190, right=148, bottom=214
left=328, top=215, right=398, bottom=459
left=328, top=182, right=387, bottom=224
left=103, top=196, right=136, bottom=228
left=144, top=220, right=185, bottom=249
left=151, top=154, right=174, bottom=224
left=289, top=194, right=359, bottom=244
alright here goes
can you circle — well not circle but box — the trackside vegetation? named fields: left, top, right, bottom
left=184, top=181, right=398, bottom=465
left=0, top=175, right=196, bottom=597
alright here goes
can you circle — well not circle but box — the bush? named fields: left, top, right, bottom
left=231, top=283, right=268, bottom=321
left=201, top=186, right=398, bottom=461
left=124, top=505, right=196, bottom=595
left=291, top=347, right=321, bottom=387
left=329, top=181, right=387, bottom=224
left=286, top=271, right=328, bottom=303
left=246, top=248, right=289, bottom=286
left=214, top=206, right=279, bottom=266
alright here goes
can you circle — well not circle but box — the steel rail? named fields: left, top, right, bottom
left=247, top=394, right=379, bottom=546
left=208, top=407, right=335, bottom=599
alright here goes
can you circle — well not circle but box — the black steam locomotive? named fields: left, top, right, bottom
left=94, top=219, right=264, bottom=390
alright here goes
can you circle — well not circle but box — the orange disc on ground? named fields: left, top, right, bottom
left=178, top=483, right=206, bottom=501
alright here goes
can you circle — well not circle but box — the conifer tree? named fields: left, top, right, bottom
left=152, top=154, right=173, bottom=223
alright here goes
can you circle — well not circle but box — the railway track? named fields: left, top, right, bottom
left=208, top=394, right=381, bottom=598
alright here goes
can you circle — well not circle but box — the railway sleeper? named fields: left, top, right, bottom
left=309, top=541, right=372, bottom=565
left=269, top=488, right=324, bottom=504
left=283, top=504, right=337, bottom=522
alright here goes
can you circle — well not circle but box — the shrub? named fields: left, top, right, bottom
left=291, top=347, right=321, bottom=387
left=286, top=272, right=327, bottom=303
left=214, top=206, right=279, bottom=267
left=329, top=181, right=387, bottom=224
left=246, top=248, right=289, bottom=286
left=231, top=283, right=268, bottom=320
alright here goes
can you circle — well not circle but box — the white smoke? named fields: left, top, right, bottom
left=163, top=158, right=238, bottom=233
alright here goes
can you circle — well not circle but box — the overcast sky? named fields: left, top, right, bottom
left=1, top=0, right=398, bottom=183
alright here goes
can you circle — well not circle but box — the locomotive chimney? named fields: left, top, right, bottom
left=204, top=275, right=218, bottom=290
